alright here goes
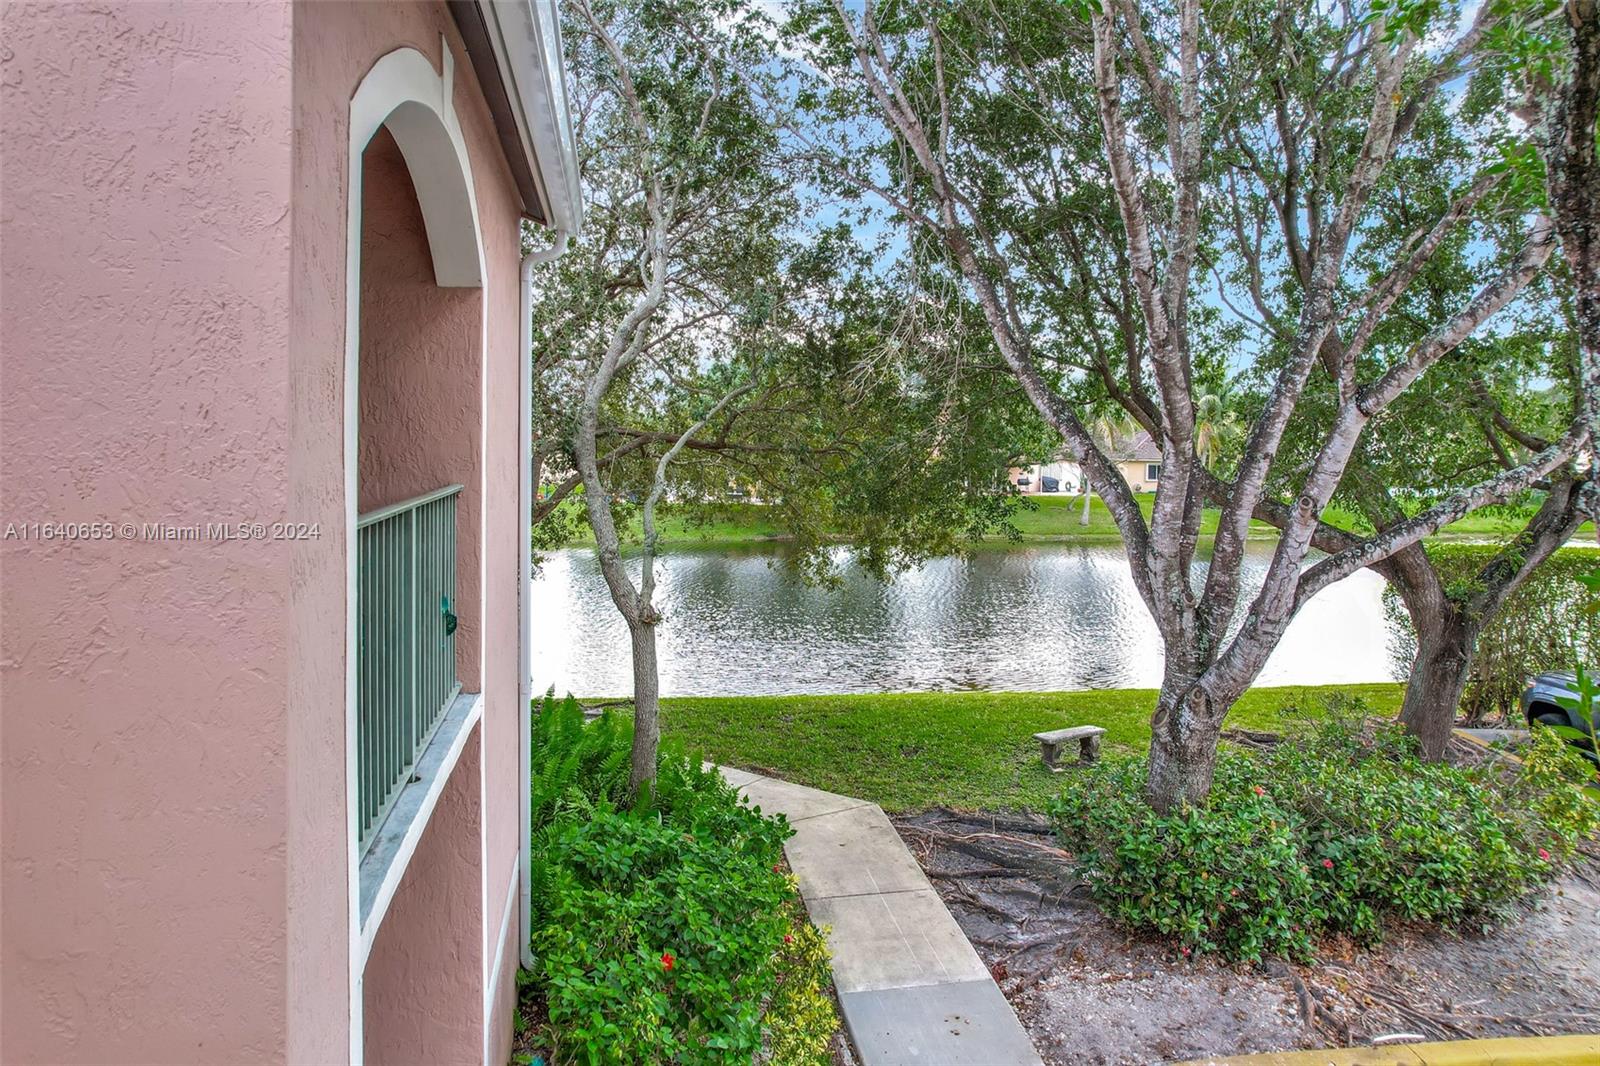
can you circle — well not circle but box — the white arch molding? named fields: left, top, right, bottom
left=341, top=39, right=489, bottom=1066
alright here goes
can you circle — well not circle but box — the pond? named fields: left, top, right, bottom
left=530, top=543, right=1401, bottom=697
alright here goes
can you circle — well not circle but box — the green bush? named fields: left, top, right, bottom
left=522, top=695, right=838, bottom=1065
left=1049, top=698, right=1598, bottom=962
left=1383, top=544, right=1600, bottom=723
left=763, top=920, right=837, bottom=1066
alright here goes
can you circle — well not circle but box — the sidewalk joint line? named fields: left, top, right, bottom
left=808, top=886, right=931, bottom=902
left=787, top=801, right=874, bottom=823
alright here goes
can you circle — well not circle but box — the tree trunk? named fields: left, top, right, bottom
left=1079, top=482, right=1092, bottom=526
left=1377, top=543, right=1460, bottom=762
left=628, top=620, right=661, bottom=795
left=1382, top=482, right=1585, bottom=759
left=1397, top=610, right=1477, bottom=761
left=1145, top=676, right=1224, bottom=813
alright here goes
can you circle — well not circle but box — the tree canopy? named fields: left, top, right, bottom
left=533, top=0, right=1600, bottom=807
left=770, top=0, right=1594, bottom=808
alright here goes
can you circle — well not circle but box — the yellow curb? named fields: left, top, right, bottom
left=1175, top=1033, right=1600, bottom=1065
left=1451, top=727, right=1526, bottom=768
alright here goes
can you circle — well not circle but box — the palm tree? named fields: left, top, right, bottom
left=1193, top=386, right=1243, bottom=470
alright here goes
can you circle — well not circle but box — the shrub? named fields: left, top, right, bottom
left=1050, top=750, right=1321, bottom=961
left=523, top=695, right=838, bottom=1065
left=1507, top=725, right=1600, bottom=864
left=1382, top=544, right=1600, bottom=724
left=1049, top=697, right=1599, bottom=962
left=763, top=912, right=837, bottom=1066
left=528, top=689, right=632, bottom=834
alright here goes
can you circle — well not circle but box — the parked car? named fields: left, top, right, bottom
left=1522, top=671, right=1597, bottom=757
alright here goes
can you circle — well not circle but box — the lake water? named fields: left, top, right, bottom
left=530, top=543, right=1401, bottom=697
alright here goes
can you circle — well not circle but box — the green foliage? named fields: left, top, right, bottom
left=531, top=0, right=1045, bottom=587
left=1049, top=697, right=1598, bottom=962
left=1516, top=725, right=1600, bottom=849
left=523, top=696, right=838, bottom=1065
left=763, top=918, right=837, bottom=1066
left=529, top=691, right=632, bottom=835
left=661, top=684, right=1406, bottom=814
left=1051, top=750, right=1321, bottom=961
left=1547, top=650, right=1600, bottom=807
left=1383, top=544, right=1600, bottom=723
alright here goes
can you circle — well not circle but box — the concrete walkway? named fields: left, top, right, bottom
left=719, top=767, right=1043, bottom=1066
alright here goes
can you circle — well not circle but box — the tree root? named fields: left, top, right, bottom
left=927, top=866, right=1030, bottom=881
left=897, top=823, right=1071, bottom=860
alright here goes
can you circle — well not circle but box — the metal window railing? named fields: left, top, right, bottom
left=356, top=483, right=463, bottom=853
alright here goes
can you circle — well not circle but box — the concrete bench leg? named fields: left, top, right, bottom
left=1039, top=741, right=1064, bottom=771
left=1078, top=735, right=1101, bottom=765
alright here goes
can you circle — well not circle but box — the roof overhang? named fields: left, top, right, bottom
left=448, top=0, right=583, bottom=234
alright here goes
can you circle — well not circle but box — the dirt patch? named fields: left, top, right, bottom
left=896, top=809, right=1600, bottom=1066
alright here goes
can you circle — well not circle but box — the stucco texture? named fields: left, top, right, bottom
left=3, top=0, right=533, bottom=1062
left=2, top=3, right=295, bottom=1062
left=291, top=3, right=528, bottom=1064
left=358, top=124, right=484, bottom=690
left=363, top=723, right=485, bottom=1066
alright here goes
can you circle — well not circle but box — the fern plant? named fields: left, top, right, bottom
left=529, top=692, right=630, bottom=833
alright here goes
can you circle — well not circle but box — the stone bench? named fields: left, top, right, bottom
left=1033, top=725, right=1105, bottom=771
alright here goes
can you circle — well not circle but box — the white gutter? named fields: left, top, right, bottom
left=519, top=227, right=569, bottom=969
left=480, top=0, right=583, bottom=235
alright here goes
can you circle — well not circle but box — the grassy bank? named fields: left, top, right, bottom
left=554, top=494, right=1236, bottom=546
left=554, top=495, right=1585, bottom=549
left=657, top=683, right=1406, bottom=812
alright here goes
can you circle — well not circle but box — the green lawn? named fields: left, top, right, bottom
left=658, top=683, right=1405, bottom=813
left=555, top=495, right=1269, bottom=547
left=1440, top=509, right=1597, bottom=538
left=1007, top=494, right=1277, bottom=540
left=555, top=495, right=1586, bottom=549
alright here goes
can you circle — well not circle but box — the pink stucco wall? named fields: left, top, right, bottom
left=1, top=3, right=295, bottom=1061
left=3, top=0, right=535, bottom=1061
left=363, top=725, right=485, bottom=1065
left=291, top=3, right=528, bottom=1063
left=358, top=125, right=485, bottom=690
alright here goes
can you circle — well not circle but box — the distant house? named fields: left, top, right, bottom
left=1112, top=430, right=1164, bottom=493
left=1009, top=451, right=1083, bottom=494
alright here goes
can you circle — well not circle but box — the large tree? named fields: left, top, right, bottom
left=539, top=0, right=811, bottom=793
left=784, top=0, right=1588, bottom=809
left=533, top=0, right=1041, bottom=792
left=1240, top=78, right=1593, bottom=759
left=1540, top=1, right=1600, bottom=490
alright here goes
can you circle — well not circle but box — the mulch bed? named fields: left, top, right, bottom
left=895, top=804, right=1600, bottom=1066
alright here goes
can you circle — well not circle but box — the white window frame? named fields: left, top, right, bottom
left=343, top=41, right=488, bottom=1066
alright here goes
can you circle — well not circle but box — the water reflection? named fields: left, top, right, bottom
left=531, top=543, right=1399, bottom=697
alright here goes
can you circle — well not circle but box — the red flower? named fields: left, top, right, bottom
left=1252, top=785, right=1265, bottom=797
left=783, top=934, right=794, bottom=945
left=1180, top=946, right=1191, bottom=957
left=1322, top=858, right=1334, bottom=869
left=772, top=864, right=783, bottom=874
left=661, top=952, right=675, bottom=972
left=1539, top=848, right=1552, bottom=861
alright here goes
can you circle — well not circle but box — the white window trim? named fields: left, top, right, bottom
left=342, top=40, right=488, bottom=1066
left=357, top=692, right=484, bottom=958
